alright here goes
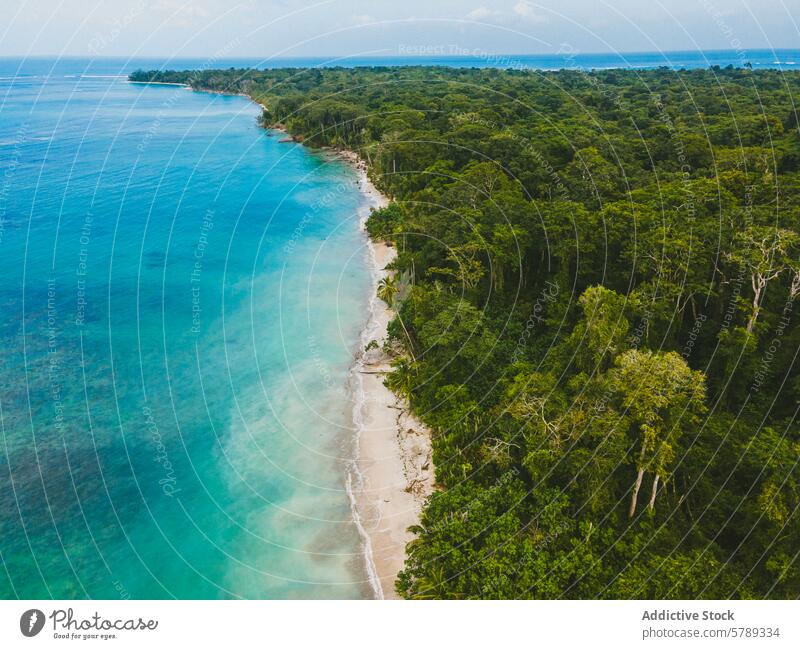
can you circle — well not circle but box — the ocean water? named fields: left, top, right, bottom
left=0, top=58, right=375, bottom=599
left=0, top=49, right=796, bottom=600
left=203, top=48, right=800, bottom=70
left=5, top=48, right=798, bottom=75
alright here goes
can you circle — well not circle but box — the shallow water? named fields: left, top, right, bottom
left=0, top=58, right=373, bottom=599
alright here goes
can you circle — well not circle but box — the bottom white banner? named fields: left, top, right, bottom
left=0, top=600, right=797, bottom=648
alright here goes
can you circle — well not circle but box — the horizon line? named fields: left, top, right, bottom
left=1, top=46, right=799, bottom=62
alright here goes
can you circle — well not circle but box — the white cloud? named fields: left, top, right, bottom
left=153, top=0, right=210, bottom=20
left=467, top=3, right=547, bottom=25
left=512, top=1, right=548, bottom=24
left=466, top=6, right=497, bottom=21
left=350, top=13, right=374, bottom=25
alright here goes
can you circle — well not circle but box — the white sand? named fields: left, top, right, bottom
left=132, top=83, right=433, bottom=597
left=346, top=158, right=435, bottom=599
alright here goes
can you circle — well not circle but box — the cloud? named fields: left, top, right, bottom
left=350, top=13, right=374, bottom=26
left=512, top=1, right=548, bottom=24
left=466, top=3, right=547, bottom=25
left=466, top=6, right=498, bottom=21
left=153, top=0, right=210, bottom=20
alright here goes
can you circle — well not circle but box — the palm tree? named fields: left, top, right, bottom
left=385, top=357, right=415, bottom=403
left=377, top=275, right=398, bottom=306
left=410, top=564, right=458, bottom=599
left=377, top=273, right=416, bottom=361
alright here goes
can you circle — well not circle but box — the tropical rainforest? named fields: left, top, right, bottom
left=131, top=64, right=800, bottom=599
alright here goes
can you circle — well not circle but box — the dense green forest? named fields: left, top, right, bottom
left=131, top=65, right=800, bottom=598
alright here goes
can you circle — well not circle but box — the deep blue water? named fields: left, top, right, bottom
left=3, top=49, right=799, bottom=77
left=0, top=57, right=374, bottom=598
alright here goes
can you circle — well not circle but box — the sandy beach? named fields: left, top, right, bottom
left=346, top=157, right=435, bottom=599
left=176, top=84, right=432, bottom=598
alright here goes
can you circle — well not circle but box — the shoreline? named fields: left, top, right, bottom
left=344, top=154, right=435, bottom=600
left=232, top=90, right=434, bottom=599
left=139, top=80, right=433, bottom=598
left=262, top=121, right=435, bottom=597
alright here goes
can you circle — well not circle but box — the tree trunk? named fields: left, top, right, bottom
left=648, top=474, right=660, bottom=512
left=397, top=313, right=416, bottom=362
left=629, top=467, right=645, bottom=518
left=747, top=274, right=763, bottom=333
left=791, top=270, right=800, bottom=301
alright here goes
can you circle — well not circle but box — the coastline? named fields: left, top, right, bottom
left=265, top=124, right=435, bottom=597
left=343, top=154, right=435, bottom=600
left=136, top=80, right=434, bottom=598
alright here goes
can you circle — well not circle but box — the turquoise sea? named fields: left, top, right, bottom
left=1, top=50, right=797, bottom=600
left=0, top=57, right=374, bottom=598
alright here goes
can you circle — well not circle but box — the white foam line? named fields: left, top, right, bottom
left=345, top=160, right=389, bottom=600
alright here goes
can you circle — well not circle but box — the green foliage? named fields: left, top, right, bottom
left=132, top=65, right=800, bottom=599
left=366, top=203, right=403, bottom=239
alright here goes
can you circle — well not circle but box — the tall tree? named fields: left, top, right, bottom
left=612, top=350, right=706, bottom=517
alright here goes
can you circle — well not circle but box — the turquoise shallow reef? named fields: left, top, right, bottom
left=0, top=58, right=373, bottom=598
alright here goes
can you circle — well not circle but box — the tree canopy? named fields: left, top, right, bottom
left=131, top=64, right=800, bottom=599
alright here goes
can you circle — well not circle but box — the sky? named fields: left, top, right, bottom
left=0, top=0, right=797, bottom=59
